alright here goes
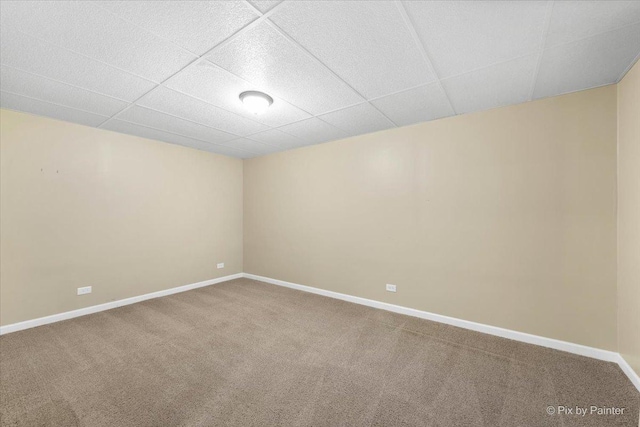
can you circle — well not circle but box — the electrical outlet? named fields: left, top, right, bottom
left=386, top=284, right=396, bottom=293
left=217, top=263, right=224, bottom=269
left=77, top=286, right=92, bottom=296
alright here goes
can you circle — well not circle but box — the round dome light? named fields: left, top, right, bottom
left=239, top=91, right=273, bottom=115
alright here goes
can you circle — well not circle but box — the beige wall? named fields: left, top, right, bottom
left=244, top=86, right=618, bottom=351
left=618, top=60, right=640, bottom=376
left=0, top=83, right=624, bottom=354
left=0, top=109, right=243, bottom=326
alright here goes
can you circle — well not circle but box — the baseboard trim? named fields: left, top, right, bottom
left=243, top=273, right=639, bottom=392
left=616, top=354, right=640, bottom=392
left=2, top=271, right=638, bottom=393
left=0, top=273, right=243, bottom=336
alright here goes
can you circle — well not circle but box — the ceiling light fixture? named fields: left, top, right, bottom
left=239, top=91, right=273, bottom=115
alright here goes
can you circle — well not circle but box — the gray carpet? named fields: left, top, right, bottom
left=1, top=278, right=638, bottom=426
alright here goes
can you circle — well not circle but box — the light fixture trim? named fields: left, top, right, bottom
left=239, top=90, right=273, bottom=115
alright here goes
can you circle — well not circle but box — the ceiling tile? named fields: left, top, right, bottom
left=405, top=1, right=548, bottom=78
left=442, top=55, right=538, bottom=115
left=1, top=66, right=128, bottom=117
left=95, top=1, right=258, bottom=56
left=247, top=1, right=282, bottom=14
left=270, top=1, right=435, bottom=99
left=2, top=0, right=639, bottom=159
left=221, top=138, right=279, bottom=155
left=248, top=0, right=284, bottom=13
left=277, top=117, right=348, bottom=145
left=165, top=61, right=310, bottom=127
left=534, top=23, right=640, bottom=99
left=1, top=91, right=109, bottom=127
left=114, top=106, right=236, bottom=144
left=246, top=128, right=304, bottom=148
left=102, top=119, right=216, bottom=151
left=0, top=27, right=156, bottom=102
left=546, top=1, right=640, bottom=47
left=0, top=1, right=196, bottom=83
left=137, top=86, right=268, bottom=136
left=371, top=83, right=454, bottom=127
left=102, top=119, right=255, bottom=157
left=206, top=21, right=363, bottom=115
left=317, top=103, right=396, bottom=137
left=207, top=145, right=259, bottom=159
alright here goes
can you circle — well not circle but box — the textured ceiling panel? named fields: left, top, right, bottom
left=0, top=27, right=156, bottom=102
left=0, top=66, right=128, bottom=117
left=95, top=1, right=259, bottom=56
left=247, top=1, right=282, bottom=14
left=114, top=106, right=236, bottom=144
left=317, top=103, right=396, bottom=137
left=405, top=1, right=548, bottom=78
left=206, top=21, right=363, bottom=115
left=201, top=145, right=259, bottom=159
left=246, top=128, right=305, bottom=148
left=1, top=91, right=109, bottom=128
left=137, top=86, right=268, bottom=136
left=278, top=117, right=348, bottom=145
left=1, top=1, right=196, bottom=82
left=102, top=119, right=256, bottom=157
left=371, top=83, right=454, bottom=127
left=534, top=23, right=640, bottom=99
left=165, top=61, right=310, bottom=127
left=222, top=138, right=279, bottom=155
left=103, top=120, right=255, bottom=157
left=270, top=1, right=435, bottom=99
left=443, top=55, right=539, bottom=115
left=546, top=1, right=640, bottom=47
left=1, top=1, right=639, bottom=158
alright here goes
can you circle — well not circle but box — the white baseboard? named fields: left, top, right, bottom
left=616, top=354, right=640, bottom=392
left=0, top=273, right=243, bottom=336
left=243, top=273, right=640, bottom=393
left=2, top=271, right=638, bottom=394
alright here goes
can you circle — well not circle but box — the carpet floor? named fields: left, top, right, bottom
left=0, top=278, right=638, bottom=427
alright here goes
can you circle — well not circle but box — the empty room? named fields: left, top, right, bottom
left=1, top=1, right=639, bottom=426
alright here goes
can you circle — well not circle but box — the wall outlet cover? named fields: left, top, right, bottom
left=217, top=263, right=224, bottom=269
left=386, top=284, right=397, bottom=293
left=77, top=286, right=92, bottom=296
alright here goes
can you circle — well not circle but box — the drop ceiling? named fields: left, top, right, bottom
left=1, top=1, right=639, bottom=159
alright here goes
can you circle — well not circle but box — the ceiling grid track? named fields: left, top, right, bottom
left=107, top=118, right=258, bottom=156
left=9, top=27, right=158, bottom=89
left=265, top=20, right=400, bottom=127
left=0, top=63, right=134, bottom=105
left=395, top=1, right=457, bottom=115
left=98, top=1, right=291, bottom=130
left=161, top=58, right=316, bottom=142
left=618, top=50, right=640, bottom=82
left=92, top=2, right=201, bottom=57
left=243, top=0, right=401, bottom=128
left=0, top=90, right=111, bottom=121
left=528, top=1, right=556, bottom=102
